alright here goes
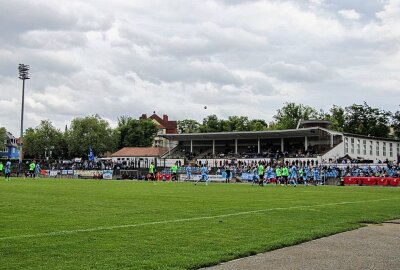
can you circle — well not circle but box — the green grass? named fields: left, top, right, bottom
left=0, top=178, right=399, bottom=270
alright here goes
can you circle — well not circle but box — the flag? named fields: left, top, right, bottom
left=88, top=147, right=95, bottom=161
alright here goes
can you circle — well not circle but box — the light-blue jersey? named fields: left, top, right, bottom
left=201, top=167, right=208, bottom=175
left=186, top=166, right=192, bottom=173
left=5, top=161, right=11, bottom=172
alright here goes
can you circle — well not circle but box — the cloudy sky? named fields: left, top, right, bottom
left=1, top=0, right=399, bottom=135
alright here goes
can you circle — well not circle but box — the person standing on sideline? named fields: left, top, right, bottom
left=4, top=159, right=11, bottom=180
left=29, top=161, right=36, bottom=178
left=275, top=165, right=282, bottom=185
left=185, top=164, right=192, bottom=181
left=171, top=162, right=178, bottom=181
left=35, top=161, right=41, bottom=179
left=0, top=161, right=3, bottom=177
left=282, top=165, right=289, bottom=186
left=258, top=162, right=265, bottom=186
left=149, top=162, right=155, bottom=181
left=195, top=164, right=209, bottom=185
left=225, top=165, right=231, bottom=183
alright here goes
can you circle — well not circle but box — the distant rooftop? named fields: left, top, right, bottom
left=297, top=119, right=332, bottom=129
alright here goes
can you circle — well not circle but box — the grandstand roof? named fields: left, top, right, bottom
left=111, top=147, right=169, bottom=157
left=160, top=127, right=342, bottom=141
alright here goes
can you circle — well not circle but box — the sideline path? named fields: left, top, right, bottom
left=202, top=220, right=400, bottom=270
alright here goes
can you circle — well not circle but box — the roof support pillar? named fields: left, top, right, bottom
left=281, top=138, right=284, bottom=152
left=330, top=134, right=334, bottom=148
left=258, top=139, right=261, bottom=154
left=235, top=139, right=238, bottom=154
left=190, top=140, right=193, bottom=153
left=305, top=136, right=308, bottom=151
left=212, top=140, right=215, bottom=156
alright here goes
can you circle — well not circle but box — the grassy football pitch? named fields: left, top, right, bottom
left=0, top=178, right=399, bottom=270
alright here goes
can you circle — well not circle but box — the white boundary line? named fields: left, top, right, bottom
left=0, top=198, right=395, bottom=241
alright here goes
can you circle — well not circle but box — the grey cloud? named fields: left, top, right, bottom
left=261, top=61, right=336, bottom=83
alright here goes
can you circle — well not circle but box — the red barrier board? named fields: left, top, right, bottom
left=377, top=178, right=389, bottom=186
left=362, top=177, right=377, bottom=185
left=390, top=178, right=399, bottom=186
left=344, top=177, right=358, bottom=185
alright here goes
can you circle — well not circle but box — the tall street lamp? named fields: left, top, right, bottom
left=18, top=63, right=30, bottom=163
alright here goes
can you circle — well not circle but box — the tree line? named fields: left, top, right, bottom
left=1, top=102, right=399, bottom=159
left=179, top=102, right=400, bottom=139
left=21, top=115, right=158, bottom=160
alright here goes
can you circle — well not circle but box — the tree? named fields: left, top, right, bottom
left=23, top=120, right=66, bottom=159
left=249, top=119, right=268, bottom=131
left=199, top=115, right=224, bottom=133
left=0, top=127, right=6, bottom=150
left=343, top=102, right=391, bottom=138
left=66, top=115, right=115, bottom=158
left=326, top=105, right=345, bottom=132
left=115, top=117, right=158, bottom=148
left=177, top=119, right=200, bottom=133
left=272, top=102, right=319, bottom=130
left=393, top=109, right=400, bottom=138
left=224, top=116, right=250, bottom=131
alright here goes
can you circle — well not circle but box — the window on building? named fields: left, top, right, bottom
left=383, top=142, right=386, bottom=156
left=376, top=141, right=380, bottom=156
left=390, top=143, right=393, bottom=157
left=357, top=139, right=360, bottom=154
left=351, top=138, right=354, bottom=154
left=370, top=141, right=373, bottom=155
left=363, top=140, right=367, bottom=155
left=397, top=144, right=400, bottom=156
left=344, top=137, right=349, bottom=154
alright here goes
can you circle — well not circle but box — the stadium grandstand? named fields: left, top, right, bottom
left=160, top=120, right=400, bottom=165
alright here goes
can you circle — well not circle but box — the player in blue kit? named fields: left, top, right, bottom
left=264, top=166, right=273, bottom=185
left=289, top=164, right=297, bottom=186
left=313, top=167, right=320, bottom=185
left=195, top=165, right=209, bottom=185
left=251, top=166, right=259, bottom=185
left=185, top=164, right=192, bottom=181
left=303, top=166, right=309, bottom=186
left=4, top=159, right=11, bottom=180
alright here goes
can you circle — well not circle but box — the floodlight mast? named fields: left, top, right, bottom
left=18, top=64, right=30, bottom=163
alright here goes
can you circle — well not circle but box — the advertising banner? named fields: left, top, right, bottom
left=102, top=170, right=113, bottom=180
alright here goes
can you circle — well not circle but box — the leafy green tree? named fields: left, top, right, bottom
left=23, top=120, right=66, bottom=159
left=177, top=119, right=201, bottom=133
left=326, top=105, right=345, bottom=132
left=249, top=119, right=268, bottom=131
left=115, top=117, right=158, bottom=148
left=199, top=115, right=224, bottom=133
left=343, top=102, right=391, bottom=138
left=272, top=102, right=319, bottom=129
left=392, top=109, right=400, bottom=138
left=224, top=116, right=250, bottom=131
left=66, top=115, right=115, bottom=158
left=0, top=127, right=6, bottom=150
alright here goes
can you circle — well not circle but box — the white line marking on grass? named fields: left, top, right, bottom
left=0, top=198, right=395, bottom=241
